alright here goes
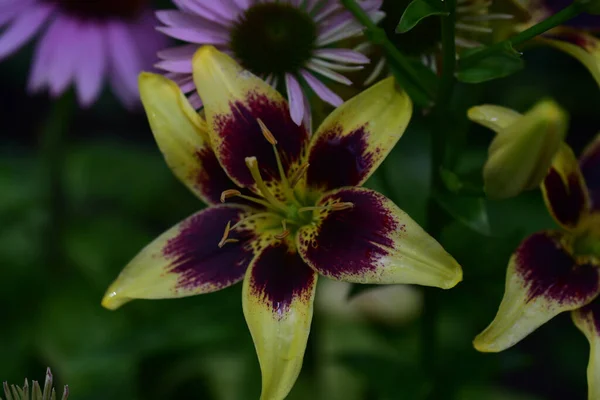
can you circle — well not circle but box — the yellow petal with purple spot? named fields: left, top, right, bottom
left=139, top=72, right=241, bottom=205
left=101, top=205, right=273, bottom=310
left=474, top=231, right=600, bottom=352
left=305, top=77, right=413, bottom=193
left=242, top=240, right=318, bottom=400
left=297, top=187, right=462, bottom=289
left=191, top=46, right=309, bottom=195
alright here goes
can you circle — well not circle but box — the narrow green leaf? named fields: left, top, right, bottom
left=457, top=43, right=524, bottom=83
left=396, top=0, right=448, bottom=33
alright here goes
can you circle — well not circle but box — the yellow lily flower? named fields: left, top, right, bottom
left=474, top=134, right=600, bottom=400
left=101, top=46, right=462, bottom=399
left=468, top=99, right=568, bottom=199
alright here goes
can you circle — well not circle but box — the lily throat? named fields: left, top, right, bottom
left=218, top=118, right=353, bottom=247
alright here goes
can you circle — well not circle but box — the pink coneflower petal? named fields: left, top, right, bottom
left=157, top=26, right=229, bottom=45
left=285, top=73, right=305, bottom=125
left=306, top=61, right=352, bottom=85
left=0, top=4, right=53, bottom=59
left=47, top=17, right=78, bottom=96
left=155, top=59, right=193, bottom=73
left=28, top=14, right=62, bottom=93
left=301, top=69, right=343, bottom=107
left=158, top=44, right=199, bottom=61
left=156, top=10, right=227, bottom=32
left=232, top=0, right=251, bottom=10
left=75, top=23, right=106, bottom=107
left=107, top=21, right=142, bottom=100
left=311, top=58, right=364, bottom=72
left=172, top=0, right=232, bottom=26
left=313, top=48, right=369, bottom=64
left=188, top=91, right=203, bottom=109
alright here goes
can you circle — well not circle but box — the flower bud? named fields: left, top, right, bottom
left=468, top=99, right=569, bottom=199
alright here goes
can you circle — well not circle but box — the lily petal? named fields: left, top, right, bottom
left=242, top=240, right=318, bottom=400
left=305, top=77, right=412, bottom=192
left=541, top=143, right=591, bottom=230
left=296, top=187, right=462, bottom=289
left=539, top=28, right=600, bottom=87
left=192, top=46, right=309, bottom=192
left=102, top=205, right=257, bottom=310
left=139, top=72, right=243, bottom=205
left=580, top=134, right=600, bottom=211
left=572, top=297, right=600, bottom=400
left=467, top=104, right=522, bottom=132
left=474, top=231, right=600, bottom=352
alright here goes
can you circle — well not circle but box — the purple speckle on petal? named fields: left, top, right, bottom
left=543, top=168, right=586, bottom=227
left=307, top=125, right=376, bottom=191
left=249, top=243, right=315, bottom=316
left=213, top=92, right=308, bottom=186
left=303, top=189, right=398, bottom=279
left=516, top=232, right=599, bottom=303
left=163, top=206, right=254, bottom=291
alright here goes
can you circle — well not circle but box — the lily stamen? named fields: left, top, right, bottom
left=257, top=118, right=300, bottom=205
left=289, top=163, right=310, bottom=188
left=221, top=189, right=241, bottom=203
left=274, top=220, right=290, bottom=240
left=298, top=202, right=354, bottom=213
left=218, top=221, right=240, bottom=248
left=245, top=156, right=288, bottom=212
left=220, top=189, right=278, bottom=210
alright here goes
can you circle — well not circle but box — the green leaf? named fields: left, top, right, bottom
left=435, top=192, right=492, bottom=236
left=396, top=0, right=448, bottom=33
left=440, top=167, right=485, bottom=197
left=457, top=44, right=524, bottom=83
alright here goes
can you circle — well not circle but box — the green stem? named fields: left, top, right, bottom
left=40, top=92, right=75, bottom=270
left=339, top=0, right=436, bottom=102
left=459, top=2, right=585, bottom=68
left=423, top=1, right=457, bottom=398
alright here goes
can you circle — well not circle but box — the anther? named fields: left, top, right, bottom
left=221, top=189, right=241, bottom=203
left=275, top=230, right=290, bottom=240
left=331, top=202, right=354, bottom=211
left=218, top=221, right=239, bottom=248
left=257, top=118, right=278, bottom=145
left=290, top=163, right=310, bottom=188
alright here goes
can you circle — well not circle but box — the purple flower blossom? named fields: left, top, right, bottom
left=155, top=0, right=384, bottom=125
left=0, top=0, right=166, bottom=107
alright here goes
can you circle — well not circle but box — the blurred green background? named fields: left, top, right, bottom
left=1, top=1, right=600, bottom=399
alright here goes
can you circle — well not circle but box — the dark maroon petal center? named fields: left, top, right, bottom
left=543, top=169, right=587, bottom=227
left=306, top=125, right=376, bottom=191
left=302, top=189, right=398, bottom=278
left=213, top=93, right=308, bottom=187
left=542, top=0, right=600, bottom=30
left=44, top=0, right=146, bottom=20
left=163, top=207, right=255, bottom=291
left=516, top=232, right=599, bottom=303
left=249, top=243, right=315, bottom=315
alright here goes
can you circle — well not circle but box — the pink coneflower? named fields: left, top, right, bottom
left=156, top=0, right=384, bottom=125
left=0, top=0, right=166, bottom=107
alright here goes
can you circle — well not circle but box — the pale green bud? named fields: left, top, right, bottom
left=468, top=100, right=569, bottom=199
